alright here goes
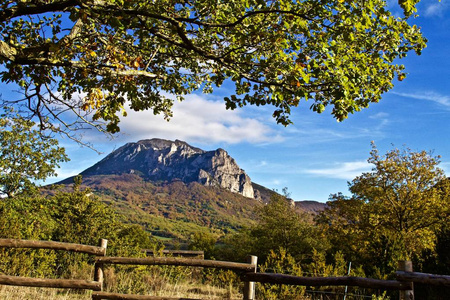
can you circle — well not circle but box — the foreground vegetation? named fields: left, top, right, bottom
left=0, top=266, right=244, bottom=299
left=1, top=174, right=448, bottom=298
left=1, top=110, right=449, bottom=299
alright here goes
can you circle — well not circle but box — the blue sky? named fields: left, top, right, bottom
left=5, top=0, right=450, bottom=202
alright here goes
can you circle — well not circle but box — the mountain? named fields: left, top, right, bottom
left=295, top=201, right=327, bottom=214
left=57, top=138, right=325, bottom=242
left=77, top=139, right=255, bottom=199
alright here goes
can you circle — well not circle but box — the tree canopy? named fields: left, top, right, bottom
left=350, top=144, right=450, bottom=259
left=0, top=0, right=426, bottom=139
left=317, top=144, right=450, bottom=274
left=0, top=109, right=68, bottom=197
left=223, top=193, right=328, bottom=263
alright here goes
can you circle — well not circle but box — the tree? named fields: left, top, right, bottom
left=317, top=144, right=450, bottom=274
left=0, top=109, right=69, bottom=197
left=314, top=194, right=372, bottom=268
left=0, top=176, right=156, bottom=277
left=50, top=175, right=121, bottom=246
left=244, top=194, right=328, bottom=263
left=257, top=248, right=305, bottom=299
left=351, top=144, right=450, bottom=260
left=0, top=0, right=426, bottom=140
left=316, top=193, right=397, bottom=276
left=188, top=231, right=217, bottom=259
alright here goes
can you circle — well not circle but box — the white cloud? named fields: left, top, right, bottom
left=423, top=2, right=449, bottom=17
left=393, top=91, right=450, bottom=107
left=424, top=4, right=441, bottom=16
left=305, top=161, right=372, bottom=180
left=272, top=179, right=282, bottom=185
left=117, top=93, right=283, bottom=145
left=369, top=112, right=389, bottom=120
left=259, top=160, right=268, bottom=167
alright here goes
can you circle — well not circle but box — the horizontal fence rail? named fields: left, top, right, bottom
left=92, top=291, right=202, bottom=300
left=0, top=238, right=107, bottom=293
left=142, top=249, right=204, bottom=258
left=241, top=273, right=412, bottom=290
left=396, top=271, right=450, bottom=287
left=0, top=238, right=106, bottom=256
left=0, top=275, right=102, bottom=290
left=95, top=256, right=255, bottom=272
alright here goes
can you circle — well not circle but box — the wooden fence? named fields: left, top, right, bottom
left=0, top=238, right=107, bottom=291
left=142, top=249, right=205, bottom=259
left=92, top=255, right=257, bottom=300
left=1, top=238, right=449, bottom=300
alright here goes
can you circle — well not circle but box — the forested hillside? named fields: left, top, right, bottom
left=59, top=174, right=262, bottom=242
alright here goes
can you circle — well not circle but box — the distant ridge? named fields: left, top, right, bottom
left=295, top=200, right=327, bottom=214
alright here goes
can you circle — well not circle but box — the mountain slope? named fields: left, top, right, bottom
left=68, top=174, right=261, bottom=241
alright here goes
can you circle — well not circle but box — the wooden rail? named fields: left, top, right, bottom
left=0, top=275, right=102, bottom=290
left=95, top=256, right=255, bottom=272
left=241, top=272, right=412, bottom=290
left=2, top=238, right=449, bottom=300
left=396, top=271, right=450, bottom=287
left=92, top=291, right=201, bottom=300
left=0, top=238, right=107, bottom=292
left=142, top=249, right=204, bottom=259
left=0, top=238, right=106, bottom=256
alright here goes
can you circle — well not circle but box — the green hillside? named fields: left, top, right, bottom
left=63, top=174, right=262, bottom=244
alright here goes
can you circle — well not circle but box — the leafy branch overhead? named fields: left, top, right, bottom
left=0, top=0, right=426, bottom=137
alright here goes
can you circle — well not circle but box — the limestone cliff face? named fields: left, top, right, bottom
left=81, top=139, right=255, bottom=198
left=195, top=148, right=254, bottom=198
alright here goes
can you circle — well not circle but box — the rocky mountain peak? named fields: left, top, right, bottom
left=80, top=138, right=255, bottom=199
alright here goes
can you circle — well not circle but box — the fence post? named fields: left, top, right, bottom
left=398, top=260, right=414, bottom=300
left=243, top=255, right=257, bottom=300
left=94, top=239, right=108, bottom=290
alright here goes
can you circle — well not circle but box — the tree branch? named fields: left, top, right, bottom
left=0, top=0, right=79, bottom=23
left=0, top=40, right=17, bottom=61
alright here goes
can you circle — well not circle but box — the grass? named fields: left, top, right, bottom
left=0, top=265, right=243, bottom=300
left=0, top=283, right=241, bottom=299
left=0, top=286, right=90, bottom=300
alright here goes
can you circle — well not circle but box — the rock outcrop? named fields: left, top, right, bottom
left=80, top=138, right=255, bottom=198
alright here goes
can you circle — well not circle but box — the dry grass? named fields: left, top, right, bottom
left=101, top=266, right=242, bottom=299
left=0, top=285, right=91, bottom=300
left=0, top=265, right=242, bottom=299
left=0, top=283, right=240, bottom=299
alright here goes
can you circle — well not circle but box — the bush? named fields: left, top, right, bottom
left=257, top=248, right=306, bottom=300
left=0, top=177, right=156, bottom=278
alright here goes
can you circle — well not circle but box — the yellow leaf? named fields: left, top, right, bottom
left=81, top=103, right=90, bottom=111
